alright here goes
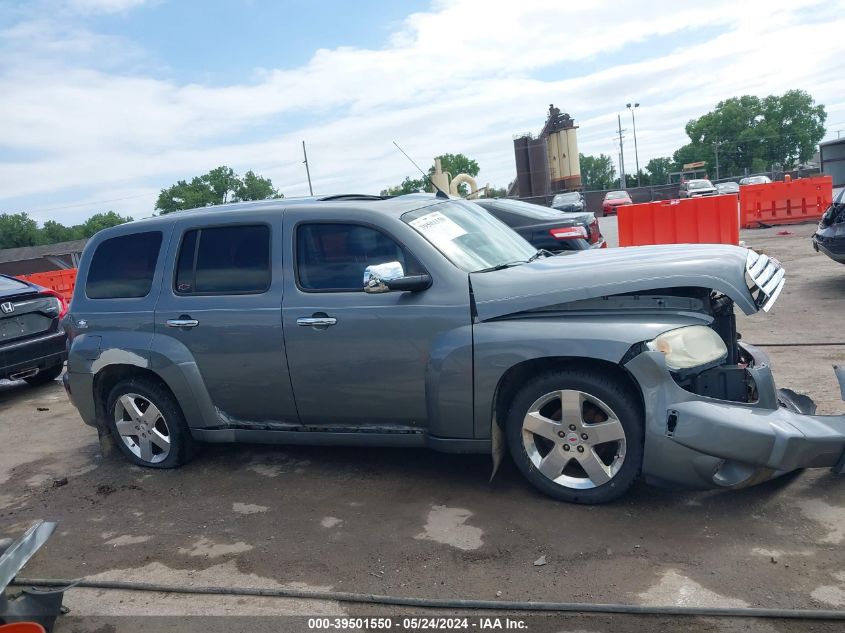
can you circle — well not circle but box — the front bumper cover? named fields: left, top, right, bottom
left=626, top=344, right=845, bottom=489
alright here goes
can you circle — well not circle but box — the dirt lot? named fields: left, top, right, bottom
left=2, top=221, right=845, bottom=632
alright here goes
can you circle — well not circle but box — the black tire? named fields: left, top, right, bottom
left=505, top=368, right=644, bottom=504
left=23, top=363, right=64, bottom=386
left=106, top=377, right=195, bottom=469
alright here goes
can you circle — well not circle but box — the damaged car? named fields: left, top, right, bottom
left=63, top=194, right=845, bottom=504
left=813, top=188, right=845, bottom=264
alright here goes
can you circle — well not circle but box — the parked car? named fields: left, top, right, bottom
left=474, top=198, right=604, bottom=250
left=602, top=190, right=632, bottom=215
left=739, top=175, right=772, bottom=186
left=550, top=191, right=585, bottom=213
left=812, top=187, right=845, bottom=264
left=64, top=194, right=845, bottom=504
left=1, top=274, right=67, bottom=386
left=716, top=181, right=740, bottom=195
left=679, top=179, right=718, bottom=198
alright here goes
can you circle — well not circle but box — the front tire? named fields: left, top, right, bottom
left=106, top=378, right=194, bottom=468
left=505, top=368, right=643, bottom=504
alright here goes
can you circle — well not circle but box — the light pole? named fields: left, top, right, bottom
left=626, top=103, right=640, bottom=187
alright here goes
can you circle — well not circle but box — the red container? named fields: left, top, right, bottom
left=618, top=196, right=740, bottom=247
left=739, top=175, right=832, bottom=228
left=18, top=268, right=77, bottom=303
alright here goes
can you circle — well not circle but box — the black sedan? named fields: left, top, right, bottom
left=813, top=188, right=845, bottom=265
left=0, top=274, right=67, bottom=386
left=474, top=198, right=604, bottom=253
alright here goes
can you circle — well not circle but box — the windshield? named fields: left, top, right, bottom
left=688, top=180, right=713, bottom=189
left=403, top=201, right=536, bottom=273
left=553, top=192, right=580, bottom=204
left=605, top=191, right=628, bottom=200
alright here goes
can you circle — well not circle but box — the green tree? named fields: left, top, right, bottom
left=380, top=176, right=426, bottom=196
left=579, top=153, right=616, bottom=190
left=236, top=170, right=282, bottom=201
left=156, top=166, right=283, bottom=213
left=645, top=157, right=674, bottom=185
left=382, top=153, right=481, bottom=197
left=0, top=213, right=40, bottom=249
left=483, top=185, right=508, bottom=198
left=39, top=220, right=79, bottom=244
left=674, top=90, right=826, bottom=177
left=77, top=211, right=133, bottom=238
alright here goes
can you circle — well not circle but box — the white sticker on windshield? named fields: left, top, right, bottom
left=409, top=211, right=467, bottom=242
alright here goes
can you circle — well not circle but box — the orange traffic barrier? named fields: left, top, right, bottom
left=18, top=268, right=77, bottom=303
left=618, top=195, right=740, bottom=247
left=739, top=175, right=832, bottom=228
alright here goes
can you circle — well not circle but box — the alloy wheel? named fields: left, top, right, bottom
left=521, top=389, right=626, bottom=489
left=113, top=393, right=171, bottom=464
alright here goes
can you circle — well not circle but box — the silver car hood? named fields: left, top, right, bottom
left=470, top=244, right=759, bottom=321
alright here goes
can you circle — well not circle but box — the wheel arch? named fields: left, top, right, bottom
left=93, top=364, right=178, bottom=431
left=491, top=356, right=645, bottom=437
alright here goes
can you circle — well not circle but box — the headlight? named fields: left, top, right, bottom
left=646, top=325, right=727, bottom=370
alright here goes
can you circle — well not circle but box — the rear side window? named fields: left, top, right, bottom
left=174, top=225, right=270, bottom=294
left=86, top=231, right=162, bottom=299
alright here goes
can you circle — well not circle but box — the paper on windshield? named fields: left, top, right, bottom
left=409, top=211, right=467, bottom=243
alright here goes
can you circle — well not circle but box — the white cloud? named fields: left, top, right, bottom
left=65, top=0, right=155, bottom=14
left=1, top=0, right=844, bottom=223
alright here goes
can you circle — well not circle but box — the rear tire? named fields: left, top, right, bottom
left=505, top=368, right=644, bottom=504
left=23, top=363, right=64, bottom=386
left=106, top=377, right=195, bottom=469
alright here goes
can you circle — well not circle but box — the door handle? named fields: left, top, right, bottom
left=166, top=318, right=199, bottom=328
left=296, top=317, right=337, bottom=327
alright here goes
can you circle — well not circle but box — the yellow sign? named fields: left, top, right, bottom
left=683, top=161, right=706, bottom=169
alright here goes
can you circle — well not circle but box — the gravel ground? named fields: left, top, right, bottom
left=2, top=219, right=844, bottom=632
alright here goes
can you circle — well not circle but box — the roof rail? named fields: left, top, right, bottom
left=317, top=194, right=387, bottom=202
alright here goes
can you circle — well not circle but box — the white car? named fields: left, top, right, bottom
left=679, top=179, right=718, bottom=198
left=739, top=175, right=772, bottom=186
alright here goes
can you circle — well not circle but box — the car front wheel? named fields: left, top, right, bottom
left=506, top=369, right=644, bottom=504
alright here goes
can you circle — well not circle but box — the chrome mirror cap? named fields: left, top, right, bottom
left=363, top=261, right=404, bottom=294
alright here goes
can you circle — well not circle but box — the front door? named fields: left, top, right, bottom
left=154, top=213, right=298, bottom=426
left=281, top=214, right=471, bottom=431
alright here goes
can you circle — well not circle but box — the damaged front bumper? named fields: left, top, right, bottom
left=625, top=344, right=845, bottom=490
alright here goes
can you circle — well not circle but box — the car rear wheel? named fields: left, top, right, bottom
left=506, top=369, right=643, bottom=504
left=106, top=378, right=194, bottom=468
left=23, top=362, right=64, bottom=386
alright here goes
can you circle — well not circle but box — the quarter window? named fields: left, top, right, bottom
left=174, top=225, right=270, bottom=294
left=296, top=224, right=422, bottom=291
left=86, top=231, right=162, bottom=299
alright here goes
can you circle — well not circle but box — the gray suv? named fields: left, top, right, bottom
left=64, top=194, right=845, bottom=504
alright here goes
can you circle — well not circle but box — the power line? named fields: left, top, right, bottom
left=18, top=191, right=160, bottom=214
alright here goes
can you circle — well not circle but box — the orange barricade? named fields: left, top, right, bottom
left=617, top=195, right=740, bottom=247
left=18, top=268, right=77, bottom=303
left=739, top=175, right=832, bottom=228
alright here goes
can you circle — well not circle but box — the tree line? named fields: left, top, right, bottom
left=581, top=89, right=826, bottom=190
left=1, top=166, right=284, bottom=250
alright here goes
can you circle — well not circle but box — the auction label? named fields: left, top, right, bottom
left=307, top=617, right=528, bottom=630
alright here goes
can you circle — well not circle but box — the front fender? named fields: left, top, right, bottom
left=472, top=313, right=710, bottom=439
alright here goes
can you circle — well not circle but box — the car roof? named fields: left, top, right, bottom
left=127, top=193, right=450, bottom=228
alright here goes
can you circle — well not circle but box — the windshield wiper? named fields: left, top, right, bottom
left=528, top=249, right=553, bottom=262
left=474, top=261, right=527, bottom=273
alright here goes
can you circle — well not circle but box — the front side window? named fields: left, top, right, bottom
left=174, top=225, right=270, bottom=294
left=297, top=223, right=422, bottom=291
left=86, top=231, right=162, bottom=299
left=402, top=201, right=535, bottom=273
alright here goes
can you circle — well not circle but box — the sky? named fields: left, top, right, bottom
left=2, top=0, right=845, bottom=225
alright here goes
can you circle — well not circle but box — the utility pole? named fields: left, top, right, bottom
left=302, top=140, right=314, bottom=196
left=626, top=103, right=641, bottom=187
left=714, top=138, right=720, bottom=181
left=616, top=114, right=626, bottom=188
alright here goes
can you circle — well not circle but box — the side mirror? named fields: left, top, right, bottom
left=363, top=261, right=431, bottom=294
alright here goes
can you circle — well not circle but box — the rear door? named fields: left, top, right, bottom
left=154, top=211, right=298, bottom=426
